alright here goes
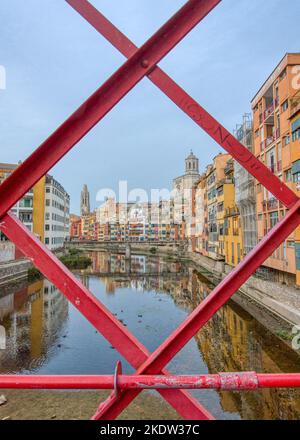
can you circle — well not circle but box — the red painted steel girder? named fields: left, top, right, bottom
left=93, top=199, right=300, bottom=419
left=0, top=0, right=222, bottom=421
left=1, top=373, right=300, bottom=390
left=1, top=211, right=213, bottom=421
left=66, top=0, right=299, bottom=209
left=1, top=0, right=300, bottom=422
left=0, top=0, right=220, bottom=220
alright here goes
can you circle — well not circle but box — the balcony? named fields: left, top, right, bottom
left=265, top=136, right=275, bottom=149
left=277, top=161, right=282, bottom=173
left=262, top=198, right=278, bottom=211
left=264, top=104, right=274, bottom=121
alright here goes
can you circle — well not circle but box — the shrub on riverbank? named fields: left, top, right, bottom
left=28, top=267, right=42, bottom=281
left=28, top=249, right=91, bottom=279
left=60, top=254, right=92, bottom=270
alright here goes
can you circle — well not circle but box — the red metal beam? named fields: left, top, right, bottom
left=0, top=0, right=220, bottom=220
left=1, top=373, right=300, bottom=390
left=0, top=211, right=213, bottom=420
left=93, top=199, right=300, bottom=419
left=66, top=0, right=299, bottom=210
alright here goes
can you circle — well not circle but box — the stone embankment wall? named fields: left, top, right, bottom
left=0, top=259, right=32, bottom=289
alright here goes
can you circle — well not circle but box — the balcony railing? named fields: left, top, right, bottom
left=264, top=105, right=274, bottom=121
left=265, top=136, right=275, bottom=148
left=262, top=198, right=278, bottom=211
left=277, top=161, right=282, bottom=173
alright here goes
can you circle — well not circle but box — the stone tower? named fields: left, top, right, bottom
left=185, top=150, right=199, bottom=175
left=80, top=184, right=90, bottom=216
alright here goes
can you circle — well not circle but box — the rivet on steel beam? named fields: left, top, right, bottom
left=141, top=59, right=150, bottom=68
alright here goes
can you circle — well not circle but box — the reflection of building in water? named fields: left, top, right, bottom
left=0, top=279, right=68, bottom=374
left=43, top=280, right=69, bottom=346
left=186, top=273, right=300, bottom=420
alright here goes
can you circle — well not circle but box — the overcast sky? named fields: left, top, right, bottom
left=1, top=0, right=299, bottom=214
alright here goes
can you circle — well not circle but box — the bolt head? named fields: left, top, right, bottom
left=141, top=59, right=150, bottom=68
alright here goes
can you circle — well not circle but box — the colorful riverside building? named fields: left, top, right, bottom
left=0, top=164, right=70, bottom=251
left=70, top=214, right=82, bottom=239
left=0, top=163, right=44, bottom=241
left=205, top=153, right=231, bottom=260
left=251, top=53, right=300, bottom=286
left=194, top=155, right=243, bottom=266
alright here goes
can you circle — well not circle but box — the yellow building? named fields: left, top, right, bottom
left=216, top=159, right=237, bottom=259
left=224, top=205, right=243, bottom=267
left=223, top=159, right=244, bottom=267
left=33, top=176, right=46, bottom=242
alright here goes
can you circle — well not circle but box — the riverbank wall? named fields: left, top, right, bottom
left=0, top=248, right=65, bottom=290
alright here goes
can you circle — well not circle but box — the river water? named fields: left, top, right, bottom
left=1, top=251, right=300, bottom=420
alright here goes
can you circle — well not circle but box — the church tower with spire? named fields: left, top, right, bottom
left=80, top=184, right=90, bottom=216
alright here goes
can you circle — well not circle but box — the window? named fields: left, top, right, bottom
left=285, top=169, right=292, bottom=182
left=255, top=129, right=259, bottom=138
left=46, top=199, right=50, bottom=206
left=45, top=238, right=49, bottom=245
left=45, top=224, right=50, bottom=231
left=279, top=69, right=287, bottom=81
left=293, top=172, right=300, bottom=185
left=281, top=100, right=288, bottom=112
left=269, top=212, right=279, bottom=229
left=283, top=135, right=290, bottom=146
left=292, top=117, right=300, bottom=142
left=237, top=243, right=241, bottom=264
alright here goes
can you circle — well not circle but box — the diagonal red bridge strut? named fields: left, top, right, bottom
left=0, top=0, right=299, bottom=421
left=0, top=0, right=222, bottom=421
left=65, top=0, right=300, bottom=420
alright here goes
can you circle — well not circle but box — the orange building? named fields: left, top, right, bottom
left=70, top=214, right=82, bottom=239
left=251, top=53, right=300, bottom=285
left=81, top=211, right=97, bottom=241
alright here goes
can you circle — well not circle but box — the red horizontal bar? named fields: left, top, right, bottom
left=1, top=373, right=300, bottom=390
left=66, top=0, right=299, bottom=209
left=0, top=0, right=219, bottom=220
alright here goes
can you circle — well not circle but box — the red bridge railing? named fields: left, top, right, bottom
left=0, top=0, right=300, bottom=421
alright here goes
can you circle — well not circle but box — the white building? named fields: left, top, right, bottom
left=0, top=163, right=34, bottom=236
left=44, top=175, right=70, bottom=250
left=172, top=151, right=200, bottom=226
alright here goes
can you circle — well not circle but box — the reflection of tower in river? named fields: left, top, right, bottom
left=81, top=275, right=90, bottom=290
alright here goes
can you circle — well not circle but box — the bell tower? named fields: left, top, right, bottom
left=185, top=150, right=199, bottom=175
left=80, top=184, right=90, bottom=216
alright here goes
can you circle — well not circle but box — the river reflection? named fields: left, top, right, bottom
left=0, top=251, right=300, bottom=420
